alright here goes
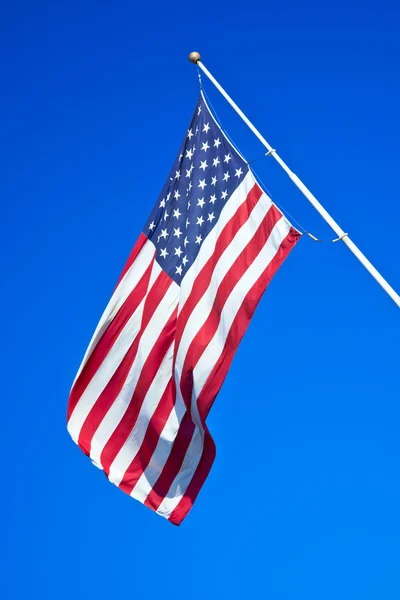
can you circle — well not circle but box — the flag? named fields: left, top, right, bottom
left=67, top=93, right=301, bottom=525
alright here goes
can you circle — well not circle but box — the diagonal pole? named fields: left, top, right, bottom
left=188, top=52, right=400, bottom=308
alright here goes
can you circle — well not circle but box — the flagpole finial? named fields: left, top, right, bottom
left=188, top=51, right=201, bottom=64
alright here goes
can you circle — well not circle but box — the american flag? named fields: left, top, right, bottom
left=67, top=93, right=301, bottom=525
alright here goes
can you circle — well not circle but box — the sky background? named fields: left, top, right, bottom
left=2, top=1, right=400, bottom=598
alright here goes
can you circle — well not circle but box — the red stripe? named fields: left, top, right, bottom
left=145, top=204, right=283, bottom=516
left=168, top=429, right=215, bottom=526
left=143, top=185, right=263, bottom=500
left=100, top=307, right=178, bottom=475
left=142, top=200, right=287, bottom=516
left=144, top=411, right=195, bottom=513
left=174, top=183, right=263, bottom=355
left=67, top=252, right=154, bottom=421
left=196, top=226, right=300, bottom=423
left=168, top=226, right=301, bottom=525
left=118, top=379, right=174, bottom=495
left=76, top=268, right=172, bottom=455
left=115, top=232, right=148, bottom=289
left=179, top=204, right=283, bottom=411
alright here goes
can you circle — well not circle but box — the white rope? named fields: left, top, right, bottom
left=201, top=86, right=346, bottom=244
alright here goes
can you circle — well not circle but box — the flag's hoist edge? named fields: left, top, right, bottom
left=67, top=91, right=301, bottom=525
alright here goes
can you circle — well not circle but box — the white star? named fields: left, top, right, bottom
left=187, top=200, right=191, bottom=209
left=224, top=153, right=232, bottom=163
left=214, top=138, right=222, bottom=148
left=196, top=215, right=204, bottom=226
left=185, top=148, right=194, bottom=160
left=175, top=170, right=181, bottom=180
left=197, top=105, right=202, bottom=115
left=195, top=234, right=202, bottom=245
left=166, top=192, right=171, bottom=201
left=201, top=141, right=210, bottom=152
left=187, top=129, right=194, bottom=140
left=198, top=179, right=207, bottom=190
left=173, top=227, right=182, bottom=238
left=188, top=181, right=192, bottom=191
left=175, top=264, right=183, bottom=276
left=223, top=171, right=230, bottom=182
left=182, top=255, right=189, bottom=266
left=211, top=176, right=217, bottom=186
left=149, top=221, right=155, bottom=231
left=207, top=212, right=216, bottom=223
left=199, top=160, right=208, bottom=171
left=159, top=198, right=166, bottom=208
left=174, top=190, right=181, bottom=201
left=197, top=197, right=205, bottom=208
left=186, top=218, right=190, bottom=228
left=179, top=153, right=184, bottom=161
left=173, top=208, right=181, bottom=219
left=203, top=122, right=210, bottom=133
left=209, top=194, right=217, bottom=204
left=160, top=228, right=168, bottom=239
left=235, top=167, right=243, bottom=178
left=163, top=210, right=169, bottom=221
left=221, top=190, right=228, bottom=200
left=184, top=236, right=189, bottom=247
left=160, top=248, right=168, bottom=259
left=174, top=246, right=183, bottom=257
left=212, top=157, right=220, bottom=167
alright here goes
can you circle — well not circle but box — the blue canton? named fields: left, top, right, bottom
left=144, top=95, right=248, bottom=284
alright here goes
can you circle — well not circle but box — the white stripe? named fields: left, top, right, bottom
left=72, top=240, right=155, bottom=385
left=128, top=185, right=274, bottom=507
left=179, top=170, right=257, bottom=313
left=175, top=188, right=273, bottom=387
left=130, top=406, right=180, bottom=504
left=68, top=251, right=161, bottom=442
left=68, top=297, right=147, bottom=442
left=89, top=279, right=180, bottom=466
left=131, top=190, right=277, bottom=513
left=192, top=216, right=291, bottom=398
left=157, top=216, right=291, bottom=518
left=107, top=343, right=174, bottom=487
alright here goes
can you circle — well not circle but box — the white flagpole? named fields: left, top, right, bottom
left=188, top=52, right=400, bottom=308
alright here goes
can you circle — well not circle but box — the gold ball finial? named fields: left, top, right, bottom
left=188, top=51, right=201, bottom=64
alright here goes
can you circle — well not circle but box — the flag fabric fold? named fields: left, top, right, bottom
left=67, top=92, right=301, bottom=525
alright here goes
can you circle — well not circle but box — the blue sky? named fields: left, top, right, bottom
left=2, top=0, right=400, bottom=598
